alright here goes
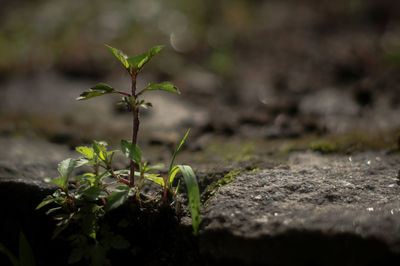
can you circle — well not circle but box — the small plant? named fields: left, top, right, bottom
left=37, top=45, right=200, bottom=265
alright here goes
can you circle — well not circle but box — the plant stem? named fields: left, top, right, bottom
left=130, top=72, right=139, bottom=187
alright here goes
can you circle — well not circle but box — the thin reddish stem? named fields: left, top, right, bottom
left=129, top=71, right=139, bottom=187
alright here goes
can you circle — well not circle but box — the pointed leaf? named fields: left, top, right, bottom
left=105, top=188, right=130, bottom=211
left=49, top=176, right=67, bottom=188
left=147, top=176, right=165, bottom=187
left=51, top=158, right=77, bottom=189
left=83, top=187, right=107, bottom=201
left=58, top=158, right=77, bottom=179
left=19, top=232, right=36, bottom=266
left=140, top=82, right=180, bottom=96
left=149, top=163, right=165, bottom=170
left=127, top=52, right=148, bottom=72
left=93, top=141, right=107, bottom=162
left=76, top=83, right=116, bottom=101
left=36, top=195, right=56, bottom=210
left=121, top=140, right=142, bottom=164
left=177, top=165, right=200, bottom=235
left=46, top=207, right=62, bottom=215
left=76, top=146, right=95, bottom=159
left=168, top=129, right=190, bottom=174
left=75, top=157, right=91, bottom=168
left=127, top=45, right=164, bottom=73
left=149, top=45, right=165, bottom=57
left=105, top=44, right=129, bottom=69
left=168, top=165, right=180, bottom=186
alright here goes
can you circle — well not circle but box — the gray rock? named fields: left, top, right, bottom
left=200, top=151, right=400, bottom=265
left=0, top=137, right=74, bottom=248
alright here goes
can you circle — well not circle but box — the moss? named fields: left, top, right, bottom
left=206, top=141, right=256, bottom=162
left=310, top=140, right=338, bottom=153
left=201, top=170, right=241, bottom=205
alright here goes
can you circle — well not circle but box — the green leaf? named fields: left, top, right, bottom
left=127, top=45, right=164, bottom=73
left=19, top=232, right=36, bottom=266
left=176, top=165, right=200, bottom=235
left=58, top=158, right=77, bottom=179
left=105, top=44, right=130, bottom=69
left=149, top=163, right=165, bottom=170
left=168, top=165, right=180, bottom=186
left=147, top=176, right=165, bottom=187
left=140, top=82, right=180, bottom=96
left=83, top=187, right=107, bottom=201
left=48, top=158, right=77, bottom=189
left=76, top=83, right=117, bottom=101
left=127, top=52, right=147, bottom=72
left=105, top=188, right=130, bottom=211
left=76, top=146, right=94, bottom=159
left=46, top=207, right=62, bottom=215
left=0, top=243, right=19, bottom=266
left=93, top=141, right=107, bottom=162
left=168, top=129, right=190, bottom=174
left=36, top=195, right=56, bottom=210
left=149, top=45, right=165, bottom=57
left=120, top=140, right=142, bottom=164
left=49, top=176, right=68, bottom=189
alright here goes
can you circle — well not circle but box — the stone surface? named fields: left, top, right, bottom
left=2, top=135, right=400, bottom=265
left=200, top=151, right=400, bottom=265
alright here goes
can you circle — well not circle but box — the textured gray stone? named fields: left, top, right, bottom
left=200, top=151, right=400, bottom=265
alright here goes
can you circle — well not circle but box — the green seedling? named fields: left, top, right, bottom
left=37, top=45, right=200, bottom=265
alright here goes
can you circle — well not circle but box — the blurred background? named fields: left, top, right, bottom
left=1, top=0, right=400, bottom=166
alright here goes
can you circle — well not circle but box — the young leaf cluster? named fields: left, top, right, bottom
left=38, top=45, right=201, bottom=265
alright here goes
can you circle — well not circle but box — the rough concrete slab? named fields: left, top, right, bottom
left=200, top=151, right=400, bottom=265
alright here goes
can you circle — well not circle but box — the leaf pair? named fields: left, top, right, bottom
left=106, top=45, right=164, bottom=74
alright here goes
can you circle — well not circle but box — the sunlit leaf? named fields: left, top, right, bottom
left=93, top=141, right=107, bottom=162
left=168, top=129, right=190, bottom=174
left=50, top=158, right=77, bottom=189
left=127, top=45, right=164, bottom=73
left=147, top=176, right=165, bottom=187
left=127, top=52, right=147, bottom=72
left=76, top=146, right=94, bottom=159
left=168, top=165, right=180, bottom=186
left=58, top=158, right=77, bottom=178
left=120, top=140, right=142, bottom=164
left=105, top=44, right=130, bottom=69
left=176, top=165, right=200, bottom=235
left=76, top=83, right=117, bottom=101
